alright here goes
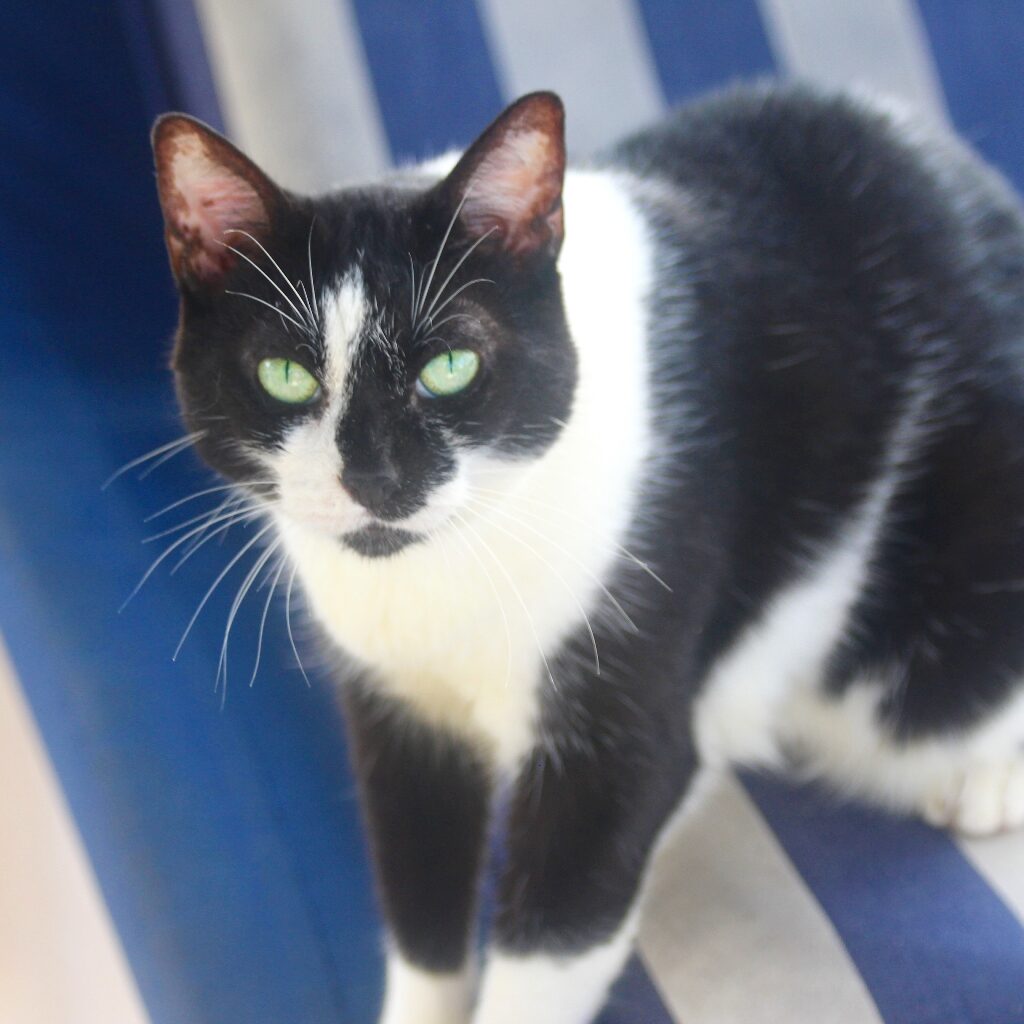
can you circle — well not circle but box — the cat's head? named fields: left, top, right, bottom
left=152, top=93, right=575, bottom=557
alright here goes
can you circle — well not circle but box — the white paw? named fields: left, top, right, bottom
left=921, top=757, right=1024, bottom=837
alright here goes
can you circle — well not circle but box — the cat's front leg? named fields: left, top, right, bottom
left=473, top=727, right=696, bottom=1024
left=343, top=684, right=493, bottom=1024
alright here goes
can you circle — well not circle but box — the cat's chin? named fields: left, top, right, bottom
left=340, top=524, right=422, bottom=558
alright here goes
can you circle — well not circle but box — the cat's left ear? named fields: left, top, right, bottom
left=152, top=114, right=285, bottom=292
left=442, top=92, right=566, bottom=262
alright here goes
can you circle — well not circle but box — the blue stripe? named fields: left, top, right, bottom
left=115, top=0, right=224, bottom=128
left=1, top=3, right=382, bottom=1020
left=349, top=0, right=505, bottom=163
left=635, top=0, right=776, bottom=105
left=597, top=955, right=676, bottom=1024
left=915, top=0, right=1024, bottom=193
left=744, top=774, right=1024, bottom=1024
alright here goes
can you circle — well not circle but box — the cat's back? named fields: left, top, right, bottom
left=604, top=82, right=1024, bottom=353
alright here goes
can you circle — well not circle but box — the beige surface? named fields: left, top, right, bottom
left=638, top=773, right=883, bottom=1024
left=0, top=635, right=149, bottom=1024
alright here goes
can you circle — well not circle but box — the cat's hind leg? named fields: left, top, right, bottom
left=781, top=681, right=1024, bottom=838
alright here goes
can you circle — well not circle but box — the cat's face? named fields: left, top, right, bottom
left=154, top=94, right=575, bottom=557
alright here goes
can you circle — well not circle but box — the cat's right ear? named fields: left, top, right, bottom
left=152, top=115, right=284, bottom=292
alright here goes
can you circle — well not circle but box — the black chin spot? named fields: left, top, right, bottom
left=342, top=524, right=421, bottom=558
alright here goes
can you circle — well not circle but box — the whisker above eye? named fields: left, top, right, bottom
left=222, top=229, right=317, bottom=329
left=415, top=190, right=471, bottom=325
left=421, top=277, right=494, bottom=333
left=306, top=217, right=320, bottom=322
left=219, top=239, right=313, bottom=334
left=225, top=289, right=308, bottom=334
left=419, top=227, right=498, bottom=331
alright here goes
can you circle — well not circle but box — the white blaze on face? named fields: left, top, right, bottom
left=264, top=270, right=372, bottom=536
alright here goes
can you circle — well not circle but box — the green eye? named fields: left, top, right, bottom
left=257, top=357, right=320, bottom=404
left=417, top=350, right=480, bottom=398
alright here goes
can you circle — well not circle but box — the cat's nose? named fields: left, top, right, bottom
left=340, top=463, right=402, bottom=514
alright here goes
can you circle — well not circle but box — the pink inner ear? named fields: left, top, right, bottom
left=160, top=130, right=269, bottom=284
left=461, top=127, right=564, bottom=255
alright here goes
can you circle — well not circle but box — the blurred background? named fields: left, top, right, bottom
left=2, top=3, right=1023, bottom=1023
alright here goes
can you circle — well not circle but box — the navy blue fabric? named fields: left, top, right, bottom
left=0, top=2, right=380, bottom=1022
left=350, top=0, right=506, bottom=163
left=636, top=0, right=776, bottom=105
left=917, top=0, right=1024, bottom=194
left=116, top=0, right=224, bottom=132
left=597, top=955, right=676, bottom=1024
left=744, top=775, right=1024, bottom=1024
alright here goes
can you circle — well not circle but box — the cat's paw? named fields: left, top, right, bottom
left=920, top=757, right=1024, bottom=837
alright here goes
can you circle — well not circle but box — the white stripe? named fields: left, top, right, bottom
left=638, top=772, right=883, bottom=1024
left=0, top=637, right=150, bottom=1024
left=958, top=831, right=1024, bottom=926
left=193, top=0, right=390, bottom=191
left=757, top=0, right=949, bottom=124
left=476, top=0, right=665, bottom=156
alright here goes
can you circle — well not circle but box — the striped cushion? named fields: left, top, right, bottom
left=1, top=2, right=1022, bottom=1023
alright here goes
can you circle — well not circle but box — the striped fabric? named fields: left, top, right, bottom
left=2, top=2, right=1023, bottom=1023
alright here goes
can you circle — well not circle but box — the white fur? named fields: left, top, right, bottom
left=267, top=270, right=370, bottom=536
left=276, top=170, right=656, bottom=768
left=380, top=951, right=474, bottom=1024
left=781, top=682, right=1024, bottom=835
left=471, top=912, right=638, bottom=1024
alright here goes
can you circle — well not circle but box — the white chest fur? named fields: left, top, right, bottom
left=281, top=171, right=656, bottom=770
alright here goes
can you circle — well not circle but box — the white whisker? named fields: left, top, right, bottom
left=170, top=507, right=267, bottom=575
left=215, top=537, right=281, bottom=702
left=441, top=520, right=513, bottom=689
left=251, top=556, right=288, bottom=688
left=466, top=500, right=604, bottom=673
left=469, top=492, right=639, bottom=635
left=416, top=190, right=470, bottom=324
left=225, top=289, right=307, bottom=334
left=102, top=431, right=206, bottom=490
left=468, top=483, right=672, bottom=592
left=120, top=502, right=261, bottom=611
left=307, top=217, right=320, bottom=321
left=285, top=562, right=312, bottom=688
left=421, top=277, right=494, bottom=331
left=173, top=520, right=277, bottom=661
left=223, top=229, right=316, bottom=327
left=420, top=227, right=498, bottom=329
left=219, top=239, right=312, bottom=332
left=452, top=510, right=558, bottom=691
left=144, top=482, right=274, bottom=522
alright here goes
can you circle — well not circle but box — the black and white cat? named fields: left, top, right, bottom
left=152, top=86, right=1024, bottom=1024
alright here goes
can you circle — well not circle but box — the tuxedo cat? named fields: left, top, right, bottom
left=152, top=85, right=1024, bottom=1024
